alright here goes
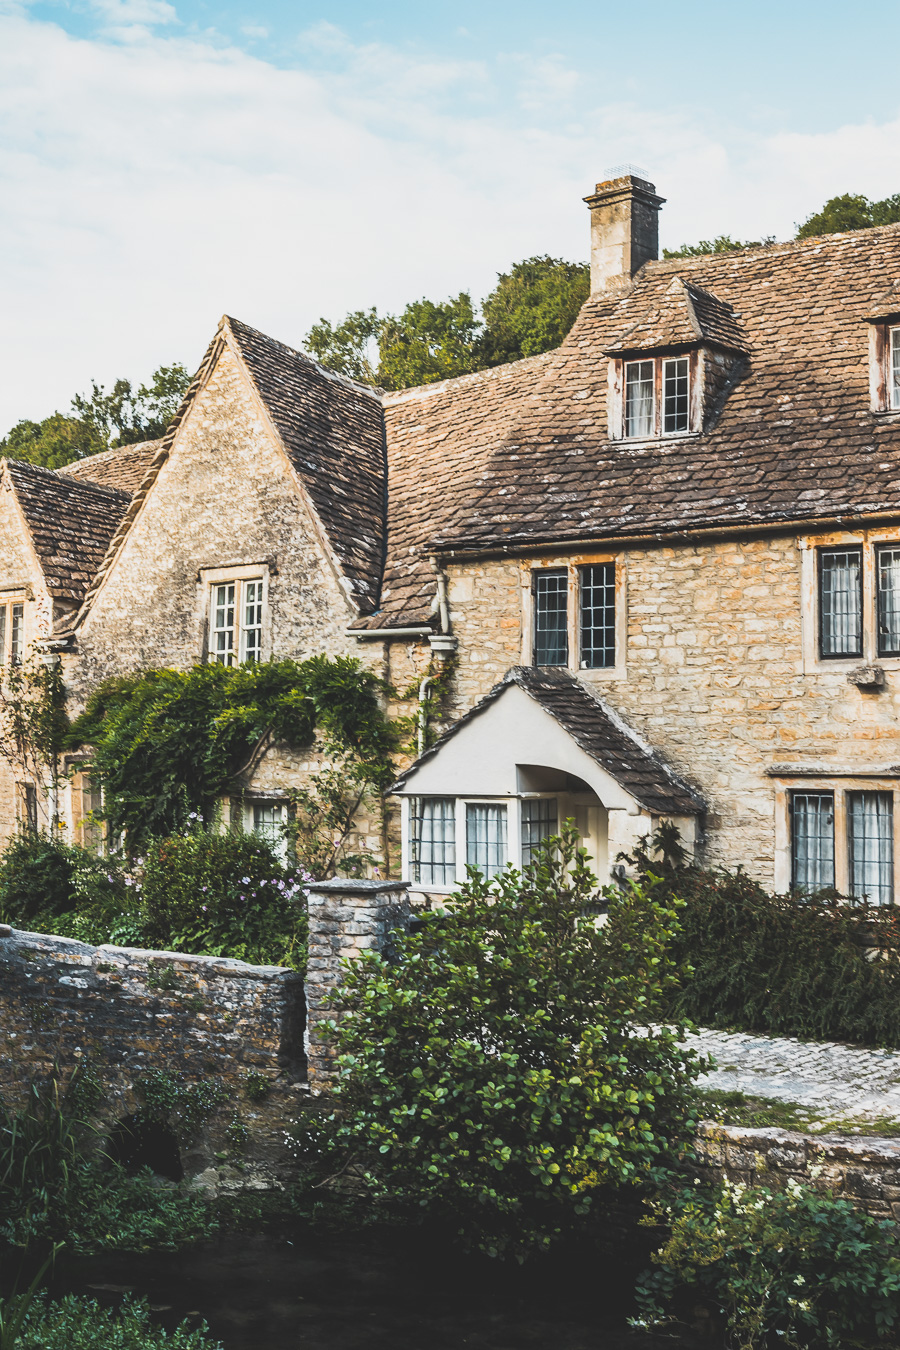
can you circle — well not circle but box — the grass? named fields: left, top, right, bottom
left=695, top=1088, right=900, bottom=1137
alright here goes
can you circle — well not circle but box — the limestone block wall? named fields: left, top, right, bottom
left=305, top=879, right=410, bottom=1091
left=0, top=924, right=305, bottom=1183
left=694, top=1122, right=900, bottom=1224
left=445, top=536, right=900, bottom=887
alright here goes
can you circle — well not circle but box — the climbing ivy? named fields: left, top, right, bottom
left=68, top=656, right=396, bottom=850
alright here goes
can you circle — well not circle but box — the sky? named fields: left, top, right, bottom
left=2, top=0, right=900, bottom=430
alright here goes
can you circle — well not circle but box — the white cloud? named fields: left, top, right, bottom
left=1, top=11, right=900, bottom=430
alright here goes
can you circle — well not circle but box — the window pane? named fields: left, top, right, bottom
left=10, top=603, right=23, bottom=666
left=0, top=608, right=6, bottom=666
left=878, top=548, right=900, bottom=656
left=848, top=791, right=894, bottom=905
left=521, top=798, right=558, bottom=867
left=212, top=584, right=235, bottom=666
left=533, top=571, right=568, bottom=666
left=891, top=328, right=900, bottom=411
left=625, top=360, right=654, bottom=437
left=579, top=562, right=615, bottom=668
left=252, top=802, right=286, bottom=859
left=466, top=803, right=508, bottom=879
left=663, top=357, right=689, bottom=433
left=791, top=792, right=834, bottom=891
left=411, top=797, right=456, bottom=887
left=819, top=549, right=862, bottom=657
left=242, top=580, right=264, bottom=664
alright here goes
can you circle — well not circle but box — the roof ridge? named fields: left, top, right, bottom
left=649, top=219, right=900, bottom=274
left=381, top=348, right=558, bottom=405
left=223, top=315, right=383, bottom=403
left=5, top=457, right=131, bottom=502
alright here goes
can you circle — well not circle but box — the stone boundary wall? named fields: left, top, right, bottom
left=0, top=924, right=305, bottom=1186
left=693, top=1121, right=900, bottom=1222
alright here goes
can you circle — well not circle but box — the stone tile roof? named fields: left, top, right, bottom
left=392, top=665, right=702, bottom=816
left=4, top=459, right=131, bottom=603
left=227, top=317, right=386, bottom=613
left=603, top=277, right=748, bottom=354
left=58, top=440, right=163, bottom=494
left=424, top=225, right=900, bottom=560
left=352, top=350, right=559, bottom=629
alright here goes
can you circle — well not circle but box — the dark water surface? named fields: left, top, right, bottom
left=53, top=1226, right=699, bottom=1350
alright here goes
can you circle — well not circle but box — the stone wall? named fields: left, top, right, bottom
left=445, top=535, right=900, bottom=887
left=0, top=923, right=305, bottom=1187
left=693, top=1121, right=900, bottom=1223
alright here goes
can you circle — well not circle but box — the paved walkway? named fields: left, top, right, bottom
left=687, top=1027, right=900, bottom=1123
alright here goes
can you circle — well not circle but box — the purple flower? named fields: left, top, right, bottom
left=201, top=905, right=207, bottom=912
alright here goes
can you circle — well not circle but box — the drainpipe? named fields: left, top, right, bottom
left=417, top=676, right=433, bottom=756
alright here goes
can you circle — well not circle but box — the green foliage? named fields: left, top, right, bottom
left=64, top=1165, right=216, bottom=1254
left=304, top=254, right=589, bottom=390
left=377, top=293, right=481, bottom=390
left=304, top=308, right=381, bottom=384
left=0, top=1076, right=86, bottom=1252
left=627, top=824, right=900, bottom=1047
left=16, top=1293, right=221, bottom=1349
left=0, top=832, right=132, bottom=933
left=662, top=234, right=774, bottom=259
left=243, top=1071, right=270, bottom=1103
left=797, top=191, right=900, bottom=239
left=1, top=363, right=191, bottom=470
left=636, top=1177, right=900, bottom=1348
left=0, top=657, right=70, bottom=827
left=68, top=656, right=394, bottom=850
left=298, top=829, right=702, bottom=1259
left=478, top=256, right=590, bottom=363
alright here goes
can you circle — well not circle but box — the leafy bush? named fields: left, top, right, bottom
left=0, top=832, right=139, bottom=942
left=140, top=830, right=308, bottom=967
left=296, top=829, right=703, bottom=1259
left=628, top=825, right=900, bottom=1047
left=0, top=1075, right=87, bottom=1251
left=636, top=1177, right=900, bottom=1348
left=16, top=1294, right=220, bottom=1349
left=68, top=656, right=395, bottom=848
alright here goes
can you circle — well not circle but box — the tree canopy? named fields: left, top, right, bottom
left=666, top=189, right=900, bottom=259
left=305, top=254, right=590, bottom=392
left=1, top=362, right=192, bottom=470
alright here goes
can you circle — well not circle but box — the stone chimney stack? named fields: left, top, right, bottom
left=583, top=173, right=666, bottom=294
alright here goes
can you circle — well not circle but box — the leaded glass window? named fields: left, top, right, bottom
left=625, top=360, right=654, bottom=438
left=791, top=792, right=835, bottom=891
left=411, top=797, right=456, bottom=887
left=579, top=563, right=615, bottom=669
left=848, top=791, right=894, bottom=905
left=878, top=547, right=900, bottom=656
left=521, top=798, right=558, bottom=867
left=663, top=357, right=689, bottom=433
left=533, top=571, right=568, bottom=667
left=9, top=603, right=23, bottom=666
left=466, top=803, right=507, bottom=879
left=819, top=548, right=862, bottom=658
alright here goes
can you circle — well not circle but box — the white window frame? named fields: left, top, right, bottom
left=892, top=327, right=900, bottom=411
left=0, top=595, right=26, bottom=667
left=522, top=556, right=627, bottom=681
left=610, top=352, right=700, bottom=441
left=202, top=566, right=270, bottom=666
left=800, top=528, right=900, bottom=673
left=774, top=776, right=900, bottom=903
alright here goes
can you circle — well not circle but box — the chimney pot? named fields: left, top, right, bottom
left=583, top=174, right=666, bottom=295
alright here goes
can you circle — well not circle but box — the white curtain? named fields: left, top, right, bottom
left=625, top=360, right=654, bottom=437
left=413, top=797, right=456, bottom=886
left=791, top=793, right=834, bottom=891
left=466, top=804, right=508, bottom=879
left=849, top=791, right=893, bottom=905
left=820, top=550, right=861, bottom=656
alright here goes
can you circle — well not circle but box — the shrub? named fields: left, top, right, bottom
left=298, top=829, right=703, bottom=1259
left=139, top=830, right=308, bottom=968
left=16, top=1293, right=221, bottom=1349
left=0, top=832, right=138, bottom=943
left=636, top=1177, right=900, bottom=1348
left=628, top=825, right=900, bottom=1047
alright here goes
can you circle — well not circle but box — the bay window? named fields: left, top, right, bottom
left=465, top=803, right=508, bottom=879
left=521, top=798, right=558, bottom=866
left=410, top=797, right=456, bottom=887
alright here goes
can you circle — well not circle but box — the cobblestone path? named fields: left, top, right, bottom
left=687, top=1027, right=900, bottom=1123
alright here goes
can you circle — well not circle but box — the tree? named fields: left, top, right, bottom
left=797, top=191, right=900, bottom=239
left=662, top=234, right=774, bottom=260
left=1, top=362, right=192, bottom=470
left=304, top=829, right=702, bottom=1259
left=477, top=255, right=590, bottom=365
left=303, top=255, right=591, bottom=391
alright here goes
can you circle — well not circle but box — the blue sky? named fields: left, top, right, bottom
left=2, top=0, right=900, bottom=428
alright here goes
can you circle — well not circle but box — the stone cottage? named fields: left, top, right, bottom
left=3, top=173, right=900, bottom=902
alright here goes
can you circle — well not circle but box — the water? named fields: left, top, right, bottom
left=52, top=1225, right=699, bottom=1349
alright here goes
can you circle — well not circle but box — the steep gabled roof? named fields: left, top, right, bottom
left=226, top=318, right=386, bottom=612
left=4, top=459, right=131, bottom=604
left=602, top=277, right=747, bottom=354
left=419, top=223, right=900, bottom=561
left=58, top=440, right=163, bottom=494
left=392, top=665, right=702, bottom=816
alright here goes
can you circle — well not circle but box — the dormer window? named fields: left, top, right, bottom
left=620, top=355, right=693, bottom=439
left=892, top=327, right=900, bottom=409
left=867, top=315, right=900, bottom=413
